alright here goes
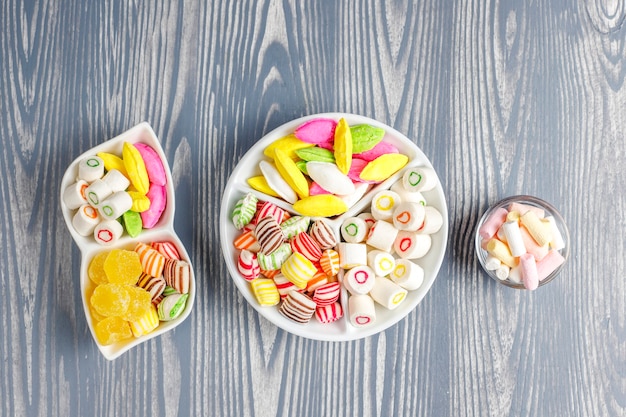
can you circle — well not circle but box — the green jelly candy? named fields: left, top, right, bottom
left=295, top=147, right=335, bottom=163
left=122, top=210, right=143, bottom=238
left=350, top=124, right=385, bottom=153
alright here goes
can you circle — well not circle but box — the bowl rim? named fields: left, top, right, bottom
left=220, top=112, right=449, bottom=341
left=475, top=194, right=570, bottom=289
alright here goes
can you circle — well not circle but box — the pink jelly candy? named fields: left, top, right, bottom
left=294, top=119, right=337, bottom=144
left=353, top=141, right=399, bottom=162
left=141, top=184, right=167, bottom=228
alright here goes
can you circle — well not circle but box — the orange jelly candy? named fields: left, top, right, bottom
left=103, top=249, right=142, bottom=285
left=90, top=283, right=130, bottom=317
left=122, top=286, right=152, bottom=322
left=88, top=251, right=110, bottom=285
left=95, top=316, right=132, bottom=345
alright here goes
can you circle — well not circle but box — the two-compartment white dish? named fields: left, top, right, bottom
left=60, top=122, right=196, bottom=360
left=220, top=113, right=448, bottom=341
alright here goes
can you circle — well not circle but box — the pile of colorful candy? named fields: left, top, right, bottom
left=87, top=240, right=190, bottom=345
left=478, top=201, right=566, bottom=290
left=338, top=166, right=443, bottom=326
left=232, top=193, right=344, bottom=324
left=247, top=117, right=410, bottom=217
left=230, top=162, right=443, bottom=327
left=62, top=142, right=167, bottom=245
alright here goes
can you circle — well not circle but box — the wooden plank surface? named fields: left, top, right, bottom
left=1, top=0, right=625, bottom=416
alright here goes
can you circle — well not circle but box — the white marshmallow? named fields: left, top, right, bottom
left=418, top=206, right=443, bottom=234
left=366, top=220, right=398, bottom=252
left=393, top=231, right=431, bottom=259
left=502, top=220, right=526, bottom=257
left=343, top=265, right=376, bottom=295
left=391, top=259, right=424, bottom=290
left=340, top=217, right=368, bottom=243
left=402, top=166, right=438, bottom=192
left=367, top=250, right=395, bottom=277
left=102, top=169, right=130, bottom=192
left=78, top=156, right=104, bottom=182
left=63, top=180, right=88, bottom=210
left=390, top=180, right=427, bottom=205
left=98, top=191, right=132, bottom=220
left=392, top=201, right=425, bottom=231
left=337, top=242, right=367, bottom=269
left=348, top=294, right=376, bottom=327
left=94, top=219, right=124, bottom=246
left=370, top=190, right=401, bottom=221
left=369, top=277, right=408, bottom=310
left=85, top=179, right=113, bottom=207
left=72, top=204, right=101, bottom=236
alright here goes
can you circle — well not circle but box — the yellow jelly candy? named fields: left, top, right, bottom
left=333, top=118, right=352, bottom=175
left=85, top=285, right=107, bottom=323
left=103, top=249, right=142, bottom=285
left=359, top=154, right=409, bottom=182
left=273, top=148, right=309, bottom=199
left=97, top=152, right=128, bottom=177
left=90, top=283, right=131, bottom=317
left=127, top=191, right=151, bottom=212
left=247, top=176, right=280, bottom=197
left=122, top=142, right=150, bottom=195
left=95, top=316, right=133, bottom=345
left=263, top=134, right=314, bottom=160
left=129, top=305, right=160, bottom=337
left=293, top=195, right=348, bottom=217
left=121, top=286, right=153, bottom=322
left=88, top=251, right=111, bottom=285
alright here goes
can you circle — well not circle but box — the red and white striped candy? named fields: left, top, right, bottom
left=315, top=302, right=343, bottom=324
left=290, top=232, right=322, bottom=262
left=273, top=273, right=300, bottom=298
left=238, top=249, right=260, bottom=281
left=151, top=241, right=181, bottom=260
left=257, top=201, right=285, bottom=224
left=312, top=282, right=341, bottom=306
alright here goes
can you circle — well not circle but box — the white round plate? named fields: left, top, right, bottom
left=220, top=113, right=447, bottom=341
left=60, top=122, right=196, bottom=360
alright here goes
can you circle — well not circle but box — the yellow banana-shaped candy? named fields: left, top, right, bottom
left=97, top=152, right=128, bottom=177
left=122, top=142, right=150, bottom=195
left=127, top=191, right=151, bottom=212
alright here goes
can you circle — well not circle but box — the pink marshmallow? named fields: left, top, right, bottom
left=536, top=249, right=565, bottom=281
left=478, top=207, right=508, bottom=240
left=141, top=183, right=167, bottom=228
left=508, top=202, right=545, bottom=218
left=520, top=253, right=538, bottom=290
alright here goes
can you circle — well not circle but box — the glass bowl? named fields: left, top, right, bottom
left=475, top=195, right=570, bottom=289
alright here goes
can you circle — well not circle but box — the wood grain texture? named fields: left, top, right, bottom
left=1, top=0, right=625, bottom=416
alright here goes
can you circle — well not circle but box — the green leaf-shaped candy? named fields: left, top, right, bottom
left=350, top=124, right=385, bottom=153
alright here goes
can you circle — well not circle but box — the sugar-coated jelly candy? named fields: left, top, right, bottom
left=103, top=249, right=142, bottom=285
left=88, top=251, right=110, bottom=285
left=95, top=316, right=133, bottom=345
left=121, top=286, right=153, bottom=322
left=90, top=283, right=131, bottom=317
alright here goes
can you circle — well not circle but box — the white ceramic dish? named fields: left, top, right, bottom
left=220, top=113, right=448, bottom=341
left=60, top=122, right=195, bottom=360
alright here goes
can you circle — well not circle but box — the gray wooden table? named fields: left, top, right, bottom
left=1, top=0, right=625, bottom=416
